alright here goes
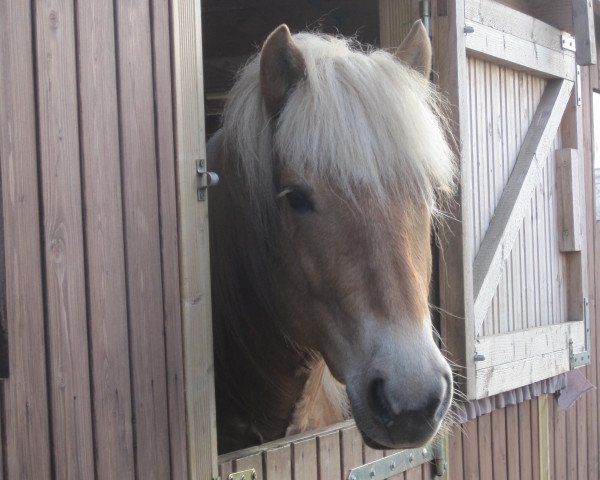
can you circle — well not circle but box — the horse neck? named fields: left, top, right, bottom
left=209, top=139, right=309, bottom=451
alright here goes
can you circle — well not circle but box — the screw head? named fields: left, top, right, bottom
left=409, top=453, right=414, bottom=462
left=390, top=460, right=396, bottom=470
left=422, top=447, right=428, bottom=457
left=370, top=468, right=375, bottom=477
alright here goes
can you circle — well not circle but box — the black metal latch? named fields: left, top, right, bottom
left=197, top=159, right=219, bottom=201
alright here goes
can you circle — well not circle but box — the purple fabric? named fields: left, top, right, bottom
left=454, top=371, right=594, bottom=424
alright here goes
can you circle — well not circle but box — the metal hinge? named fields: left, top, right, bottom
left=347, top=438, right=446, bottom=479
left=576, top=65, right=582, bottom=106
left=225, top=469, right=256, bottom=480
left=570, top=298, right=591, bottom=369
left=561, top=33, right=576, bottom=52
left=197, top=159, right=220, bottom=201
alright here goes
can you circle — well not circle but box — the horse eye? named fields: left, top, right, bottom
left=285, top=189, right=314, bottom=212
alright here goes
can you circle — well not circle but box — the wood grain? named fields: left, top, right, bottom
left=265, top=445, right=292, bottom=480
left=291, top=438, right=317, bottom=480
left=317, top=431, right=340, bottom=479
left=235, top=452, right=264, bottom=479
left=171, top=0, right=219, bottom=477
left=115, top=0, right=171, bottom=477
left=75, top=0, right=136, bottom=477
left=340, top=426, right=363, bottom=476
left=150, top=0, right=189, bottom=477
left=34, top=0, right=96, bottom=477
left=556, top=149, right=583, bottom=252
left=473, top=79, right=573, bottom=333
left=0, top=2, right=52, bottom=478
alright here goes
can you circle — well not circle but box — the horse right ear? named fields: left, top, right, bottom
left=394, top=20, right=432, bottom=78
left=260, top=25, right=306, bottom=117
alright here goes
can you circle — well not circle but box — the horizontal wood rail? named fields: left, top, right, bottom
left=464, top=0, right=576, bottom=79
left=473, top=322, right=585, bottom=398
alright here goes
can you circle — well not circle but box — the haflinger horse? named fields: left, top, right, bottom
left=208, top=20, right=456, bottom=454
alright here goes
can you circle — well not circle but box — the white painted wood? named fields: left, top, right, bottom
left=474, top=322, right=585, bottom=398
left=464, top=20, right=576, bottom=80
left=473, top=79, right=573, bottom=333
left=171, top=0, right=218, bottom=478
left=556, top=148, right=583, bottom=252
left=465, top=0, right=565, bottom=52
left=474, top=321, right=585, bottom=370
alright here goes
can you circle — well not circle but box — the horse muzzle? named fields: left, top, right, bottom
left=345, top=342, right=453, bottom=449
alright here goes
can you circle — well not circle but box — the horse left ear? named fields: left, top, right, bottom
left=260, top=24, right=306, bottom=116
left=394, top=20, right=432, bottom=78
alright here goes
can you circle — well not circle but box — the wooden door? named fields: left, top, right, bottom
left=437, top=0, right=591, bottom=400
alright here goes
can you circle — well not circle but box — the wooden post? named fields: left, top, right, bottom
left=171, top=0, right=219, bottom=478
left=434, top=0, right=476, bottom=396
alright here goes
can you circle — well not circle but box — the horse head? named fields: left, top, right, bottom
left=212, top=21, right=455, bottom=451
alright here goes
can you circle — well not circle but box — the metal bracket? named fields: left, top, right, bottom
left=576, top=65, right=582, bottom=107
left=561, top=33, right=576, bottom=52
left=227, top=469, right=256, bottom=480
left=570, top=298, right=591, bottom=369
left=197, top=159, right=219, bottom=201
left=347, top=438, right=446, bottom=480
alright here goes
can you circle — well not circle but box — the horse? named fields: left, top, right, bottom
left=208, top=20, right=456, bottom=454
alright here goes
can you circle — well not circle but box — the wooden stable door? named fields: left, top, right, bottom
left=437, top=0, right=593, bottom=400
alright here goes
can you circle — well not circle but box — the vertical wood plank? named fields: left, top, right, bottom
left=447, top=425, right=464, bottom=480
left=219, top=460, right=233, bottom=479
left=171, top=0, right=218, bottom=477
left=538, top=395, right=550, bottom=480
left=292, top=438, right=317, bottom=480
left=150, top=0, right=189, bottom=477
left=566, top=402, right=578, bottom=479
left=340, top=426, right=363, bottom=476
left=0, top=2, right=52, bottom=478
left=436, top=0, right=475, bottom=399
left=583, top=63, right=599, bottom=480
left=531, top=398, right=540, bottom=480
left=505, top=404, right=520, bottom=480
left=34, top=0, right=95, bottom=477
left=317, top=431, right=341, bottom=480
left=518, top=401, right=533, bottom=480
left=363, top=444, right=384, bottom=464
left=477, top=413, right=493, bottom=480
left=76, top=0, right=136, bottom=478
left=577, top=396, right=588, bottom=480
left=265, top=445, right=292, bottom=480
left=114, top=0, right=171, bottom=478
left=462, top=420, right=479, bottom=480
left=491, top=409, right=507, bottom=480
left=553, top=404, right=567, bottom=480
left=235, top=453, right=264, bottom=480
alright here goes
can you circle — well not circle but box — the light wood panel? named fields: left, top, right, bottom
left=171, top=0, right=219, bottom=477
left=0, top=2, right=52, bottom=478
left=556, top=149, right=583, bottom=251
left=150, top=0, right=189, bottom=476
left=34, top=0, right=95, bottom=477
left=473, top=78, right=573, bottom=333
left=115, top=0, right=171, bottom=477
left=76, top=0, right=136, bottom=477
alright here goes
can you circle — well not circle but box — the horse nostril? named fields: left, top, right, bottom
left=367, top=378, right=394, bottom=425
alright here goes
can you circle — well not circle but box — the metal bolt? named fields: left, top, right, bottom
left=370, top=468, right=376, bottom=477
left=409, top=453, right=414, bottom=462
left=422, top=448, right=428, bottom=457
left=464, top=25, right=475, bottom=34
left=390, top=461, right=396, bottom=470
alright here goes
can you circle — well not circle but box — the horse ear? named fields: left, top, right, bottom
left=394, top=20, right=432, bottom=78
left=260, top=24, right=306, bottom=116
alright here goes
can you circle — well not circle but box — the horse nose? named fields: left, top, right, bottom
left=366, top=372, right=451, bottom=446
